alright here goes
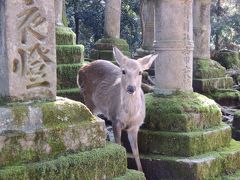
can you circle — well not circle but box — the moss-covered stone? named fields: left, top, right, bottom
left=90, top=38, right=131, bottom=61
left=0, top=143, right=127, bottom=180
left=135, top=123, right=231, bottom=157
left=144, top=92, right=222, bottom=132
left=214, top=50, right=240, bottom=69
left=193, top=77, right=233, bottom=93
left=113, top=169, right=146, bottom=180
left=206, top=89, right=240, bottom=106
left=57, top=63, right=87, bottom=90
left=193, top=59, right=226, bottom=79
left=56, top=45, right=84, bottom=64
left=127, top=140, right=240, bottom=180
left=57, top=88, right=83, bottom=102
left=233, top=111, right=240, bottom=129
left=0, top=117, right=106, bottom=167
left=220, top=170, right=240, bottom=180
left=56, top=26, right=76, bottom=45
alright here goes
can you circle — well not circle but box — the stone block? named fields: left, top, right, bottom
left=193, top=77, right=233, bottom=93
left=113, top=169, right=146, bottom=180
left=0, top=143, right=127, bottom=180
left=0, top=0, right=56, bottom=101
left=56, top=26, right=76, bottom=45
left=193, top=59, right=226, bottom=79
left=144, top=92, right=222, bottom=132
left=136, top=123, right=231, bottom=157
left=214, top=50, right=240, bottom=69
left=0, top=119, right=106, bottom=167
left=56, top=45, right=84, bottom=64
left=206, top=89, right=240, bottom=106
left=127, top=140, right=240, bottom=180
left=57, top=63, right=87, bottom=90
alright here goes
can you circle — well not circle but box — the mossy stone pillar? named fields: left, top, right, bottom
left=90, top=0, right=130, bottom=61
left=124, top=0, right=240, bottom=179
left=193, top=0, right=233, bottom=94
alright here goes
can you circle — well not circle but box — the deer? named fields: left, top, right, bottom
left=77, top=46, right=158, bottom=171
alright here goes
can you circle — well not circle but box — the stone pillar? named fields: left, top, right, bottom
left=193, top=0, right=211, bottom=59
left=154, top=0, right=194, bottom=94
left=134, top=0, right=155, bottom=59
left=0, top=0, right=56, bottom=101
left=104, top=0, right=121, bottom=38
left=90, top=0, right=130, bottom=61
left=192, top=0, right=234, bottom=95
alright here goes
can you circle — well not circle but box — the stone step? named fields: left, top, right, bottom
left=57, top=45, right=84, bottom=64
left=57, top=63, right=86, bottom=90
left=57, top=88, right=83, bottom=102
left=56, top=26, right=76, bottom=45
left=127, top=140, right=240, bottom=180
left=144, top=92, right=222, bottom=132
left=123, top=123, right=231, bottom=157
left=0, top=143, right=129, bottom=180
left=0, top=119, right=106, bottom=167
left=193, top=77, right=233, bottom=93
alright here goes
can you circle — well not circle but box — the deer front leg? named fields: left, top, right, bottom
left=128, top=127, right=143, bottom=171
left=112, top=121, right=122, bottom=144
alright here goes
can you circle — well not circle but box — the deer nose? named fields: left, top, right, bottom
left=127, top=85, right=136, bottom=94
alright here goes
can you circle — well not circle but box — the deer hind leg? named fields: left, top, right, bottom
left=127, top=128, right=143, bottom=172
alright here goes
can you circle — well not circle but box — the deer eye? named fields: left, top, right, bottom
left=122, top=70, right=126, bottom=75
left=139, top=71, right=142, bottom=75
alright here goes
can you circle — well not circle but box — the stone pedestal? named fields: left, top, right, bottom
left=123, top=0, right=240, bottom=179
left=90, top=0, right=130, bottom=61
left=192, top=0, right=235, bottom=99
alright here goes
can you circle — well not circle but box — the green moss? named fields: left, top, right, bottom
left=193, top=77, right=233, bottom=93
left=56, top=26, right=76, bottom=45
left=11, top=105, right=28, bottom=126
left=144, top=92, right=222, bottom=132
left=56, top=45, right=84, bottom=64
left=206, top=89, right=240, bottom=106
left=0, top=143, right=127, bottom=180
left=57, top=63, right=85, bottom=90
left=193, top=59, right=226, bottom=79
left=137, top=123, right=231, bottom=157
left=113, top=169, right=145, bottom=180
left=41, top=98, right=94, bottom=127
left=214, top=50, right=240, bottom=69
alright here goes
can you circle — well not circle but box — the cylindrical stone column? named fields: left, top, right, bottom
left=154, top=0, right=194, bottom=94
left=104, top=0, right=121, bottom=38
left=193, top=0, right=211, bottom=59
left=141, top=0, right=155, bottom=50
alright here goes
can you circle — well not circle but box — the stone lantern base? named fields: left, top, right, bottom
left=124, top=92, right=240, bottom=179
left=90, top=38, right=131, bottom=62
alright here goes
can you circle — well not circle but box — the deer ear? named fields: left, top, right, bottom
left=138, top=54, right=158, bottom=70
left=113, top=46, right=126, bottom=66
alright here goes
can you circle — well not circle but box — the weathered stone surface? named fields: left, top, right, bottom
left=193, top=59, right=226, bottom=79
left=0, top=97, right=93, bottom=133
left=0, top=143, right=127, bottom=180
left=113, top=169, right=146, bottom=180
left=144, top=92, right=222, bottom=132
left=127, top=140, right=240, bottom=180
left=0, top=0, right=56, bottom=101
left=0, top=119, right=106, bottom=167
left=193, top=0, right=211, bottom=59
left=193, top=77, right=233, bottom=93
left=56, top=45, right=84, bottom=64
left=57, top=63, right=86, bottom=90
left=154, top=0, right=194, bottom=94
left=136, top=123, right=231, bottom=157
left=56, top=26, right=76, bottom=45
left=104, top=0, right=121, bottom=38
left=206, top=89, right=240, bottom=106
